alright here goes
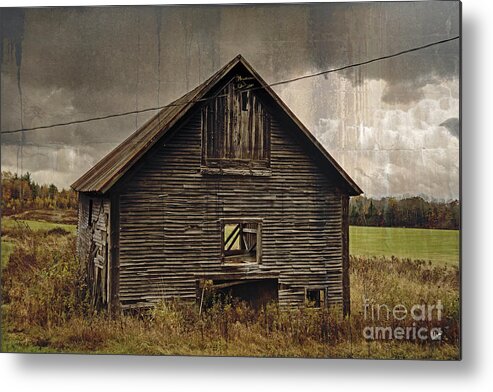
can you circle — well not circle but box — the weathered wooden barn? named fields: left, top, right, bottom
left=72, top=55, right=362, bottom=315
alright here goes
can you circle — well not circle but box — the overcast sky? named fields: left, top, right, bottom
left=0, top=2, right=460, bottom=200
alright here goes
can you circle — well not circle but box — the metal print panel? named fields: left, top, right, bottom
left=0, top=1, right=461, bottom=359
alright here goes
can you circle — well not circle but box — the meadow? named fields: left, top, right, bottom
left=0, top=217, right=460, bottom=359
left=350, top=226, right=459, bottom=266
left=1, top=217, right=76, bottom=267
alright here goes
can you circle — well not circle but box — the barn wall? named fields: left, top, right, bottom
left=342, top=195, right=350, bottom=316
left=77, top=193, right=111, bottom=309
left=117, top=109, right=345, bottom=309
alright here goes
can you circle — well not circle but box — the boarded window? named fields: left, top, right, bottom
left=306, top=288, right=327, bottom=308
left=221, top=219, right=262, bottom=264
left=202, top=77, right=270, bottom=169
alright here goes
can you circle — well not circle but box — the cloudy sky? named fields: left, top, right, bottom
left=0, top=2, right=460, bottom=200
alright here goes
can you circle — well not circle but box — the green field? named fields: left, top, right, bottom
left=350, top=225, right=459, bottom=266
left=1, top=218, right=76, bottom=234
left=1, top=218, right=77, bottom=267
left=1, top=240, right=15, bottom=268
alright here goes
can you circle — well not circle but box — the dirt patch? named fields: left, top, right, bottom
left=8, top=209, right=78, bottom=225
left=46, top=227, right=71, bottom=236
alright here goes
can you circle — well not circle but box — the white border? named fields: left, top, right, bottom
left=2, top=0, right=493, bottom=391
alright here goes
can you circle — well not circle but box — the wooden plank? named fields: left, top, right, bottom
left=342, top=194, right=350, bottom=316
left=109, top=193, right=120, bottom=316
left=202, top=80, right=271, bottom=167
left=76, top=194, right=111, bottom=311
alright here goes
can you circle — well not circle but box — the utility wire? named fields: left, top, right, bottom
left=1, top=35, right=459, bottom=136
left=268, top=36, right=459, bottom=88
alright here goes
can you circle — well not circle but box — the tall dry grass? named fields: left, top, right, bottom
left=2, top=225, right=89, bottom=331
left=1, top=226, right=460, bottom=359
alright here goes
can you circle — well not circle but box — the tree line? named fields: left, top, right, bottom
left=1, top=170, right=460, bottom=230
left=1, top=171, right=77, bottom=215
left=349, top=196, right=460, bottom=230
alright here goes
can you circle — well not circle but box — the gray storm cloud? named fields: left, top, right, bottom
left=440, top=117, right=460, bottom=138
left=0, top=3, right=460, bottom=200
left=306, top=2, right=459, bottom=106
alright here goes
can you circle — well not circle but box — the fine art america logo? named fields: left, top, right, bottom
left=362, top=296, right=444, bottom=341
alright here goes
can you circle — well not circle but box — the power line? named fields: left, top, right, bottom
left=1, top=35, right=459, bottom=136
left=2, top=105, right=171, bottom=135
left=268, top=36, right=459, bottom=88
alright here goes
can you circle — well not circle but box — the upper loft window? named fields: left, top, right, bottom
left=201, top=76, right=271, bottom=173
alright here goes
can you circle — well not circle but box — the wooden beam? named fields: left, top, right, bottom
left=109, top=192, right=121, bottom=317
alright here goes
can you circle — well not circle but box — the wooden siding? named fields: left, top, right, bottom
left=202, top=80, right=270, bottom=166
left=342, top=195, right=350, bottom=316
left=77, top=193, right=111, bottom=309
left=117, top=101, right=346, bottom=309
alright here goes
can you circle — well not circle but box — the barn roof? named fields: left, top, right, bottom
left=71, top=55, right=362, bottom=195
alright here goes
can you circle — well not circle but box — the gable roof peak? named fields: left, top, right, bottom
left=72, top=56, right=362, bottom=196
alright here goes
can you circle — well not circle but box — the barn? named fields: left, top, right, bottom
left=71, top=55, right=362, bottom=315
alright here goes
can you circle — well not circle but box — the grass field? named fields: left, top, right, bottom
left=1, top=217, right=77, bottom=267
left=350, top=226, right=459, bottom=266
left=1, top=241, right=15, bottom=268
left=1, top=217, right=76, bottom=234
